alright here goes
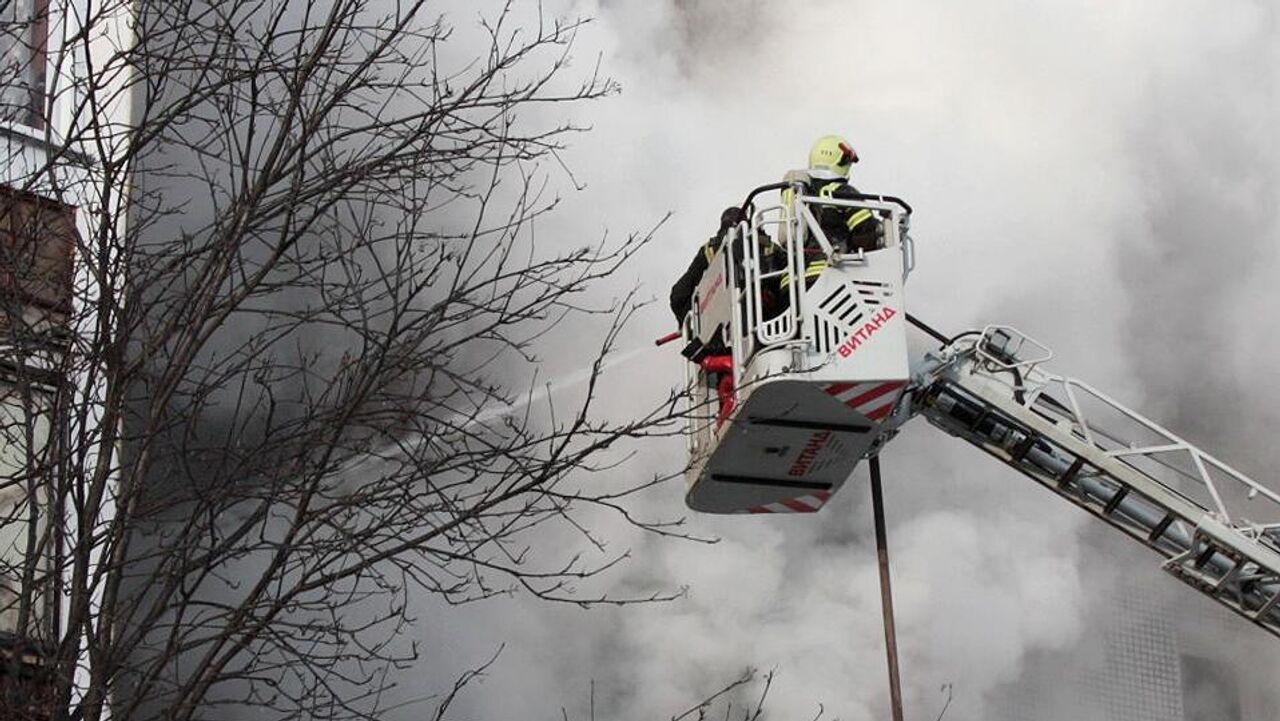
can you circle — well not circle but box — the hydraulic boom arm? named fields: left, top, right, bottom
left=676, top=181, right=1280, bottom=642
left=908, top=325, right=1280, bottom=638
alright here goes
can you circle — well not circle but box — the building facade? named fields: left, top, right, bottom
left=988, top=526, right=1280, bottom=721
left=2, top=0, right=132, bottom=717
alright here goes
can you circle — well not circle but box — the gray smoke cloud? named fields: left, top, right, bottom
left=321, top=2, right=1280, bottom=719
left=1107, top=4, right=1280, bottom=719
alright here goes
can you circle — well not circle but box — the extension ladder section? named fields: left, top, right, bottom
left=914, top=327, right=1280, bottom=638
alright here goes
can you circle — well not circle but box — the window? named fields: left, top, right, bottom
left=0, top=186, right=73, bottom=326
left=0, top=378, right=53, bottom=637
left=0, top=186, right=73, bottom=636
left=0, top=0, right=48, bottom=129
left=0, top=186, right=72, bottom=720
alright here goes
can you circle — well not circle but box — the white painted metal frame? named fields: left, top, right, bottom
left=743, top=205, right=796, bottom=347
left=743, top=188, right=911, bottom=350
left=685, top=188, right=913, bottom=477
left=919, top=326, right=1280, bottom=636
left=961, top=326, right=1280, bottom=533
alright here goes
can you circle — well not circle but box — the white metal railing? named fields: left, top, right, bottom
left=739, top=188, right=911, bottom=351
left=685, top=187, right=913, bottom=469
left=948, top=326, right=1280, bottom=541
left=744, top=203, right=797, bottom=347
left=920, top=339, right=1280, bottom=636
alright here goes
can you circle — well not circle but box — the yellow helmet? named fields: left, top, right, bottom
left=808, top=134, right=859, bottom=178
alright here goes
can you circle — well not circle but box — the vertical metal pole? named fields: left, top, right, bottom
left=869, top=456, right=905, bottom=721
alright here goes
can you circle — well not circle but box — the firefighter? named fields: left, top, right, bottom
left=669, top=206, right=781, bottom=330
left=669, top=206, right=743, bottom=324
left=669, top=206, right=778, bottom=426
left=781, top=135, right=880, bottom=289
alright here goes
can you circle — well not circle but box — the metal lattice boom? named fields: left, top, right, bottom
left=913, top=326, right=1280, bottom=638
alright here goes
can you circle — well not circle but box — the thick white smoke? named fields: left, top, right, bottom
left=380, top=2, right=1280, bottom=720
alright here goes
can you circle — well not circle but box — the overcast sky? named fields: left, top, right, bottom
left=386, top=2, right=1280, bottom=719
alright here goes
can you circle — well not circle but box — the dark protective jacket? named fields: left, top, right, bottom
left=669, top=209, right=781, bottom=323
left=669, top=238, right=717, bottom=323
left=778, top=175, right=881, bottom=289
left=805, top=178, right=879, bottom=254
left=670, top=207, right=751, bottom=323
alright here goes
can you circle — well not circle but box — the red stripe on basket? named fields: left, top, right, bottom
left=864, top=401, right=897, bottom=421
left=845, top=381, right=903, bottom=409
left=825, top=382, right=858, bottom=397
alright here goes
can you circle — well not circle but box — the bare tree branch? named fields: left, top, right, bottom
left=0, top=1, right=717, bottom=719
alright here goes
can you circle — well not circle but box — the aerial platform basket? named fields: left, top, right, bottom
left=682, top=182, right=916, bottom=514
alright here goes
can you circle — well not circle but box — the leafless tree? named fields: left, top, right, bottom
left=0, top=1, right=700, bottom=719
